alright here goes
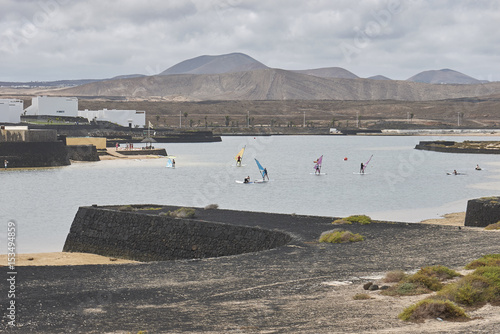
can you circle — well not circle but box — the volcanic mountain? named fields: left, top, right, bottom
left=407, top=69, right=482, bottom=84
left=159, top=52, right=268, bottom=75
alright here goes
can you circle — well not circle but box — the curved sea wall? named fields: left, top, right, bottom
left=465, top=197, right=500, bottom=227
left=63, top=206, right=292, bottom=262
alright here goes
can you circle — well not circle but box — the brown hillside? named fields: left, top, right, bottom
left=53, top=68, right=500, bottom=102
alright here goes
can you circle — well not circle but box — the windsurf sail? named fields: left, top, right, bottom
left=166, top=158, right=173, bottom=168
left=313, top=155, right=323, bottom=174
left=234, top=146, right=246, bottom=165
left=255, top=158, right=266, bottom=178
left=361, top=155, right=373, bottom=173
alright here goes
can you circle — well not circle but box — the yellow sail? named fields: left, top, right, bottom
left=234, top=146, right=245, bottom=162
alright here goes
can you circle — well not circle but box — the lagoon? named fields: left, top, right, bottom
left=1, top=135, right=500, bottom=254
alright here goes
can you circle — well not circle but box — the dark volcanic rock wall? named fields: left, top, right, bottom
left=66, top=145, right=100, bottom=161
left=465, top=197, right=500, bottom=227
left=0, top=141, right=70, bottom=167
left=63, top=206, right=292, bottom=261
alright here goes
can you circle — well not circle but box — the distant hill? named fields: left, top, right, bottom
left=367, top=75, right=392, bottom=81
left=56, top=68, right=500, bottom=101
left=159, top=52, right=268, bottom=75
left=292, top=67, right=359, bottom=79
left=407, top=69, right=482, bottom=84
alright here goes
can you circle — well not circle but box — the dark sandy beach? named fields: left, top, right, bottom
left=1, top=207, right=499, bottom=333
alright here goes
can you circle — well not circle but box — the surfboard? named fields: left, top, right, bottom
left=310, top=172, right=327, bottom=175
left=353, top=172, right=371, bottom=175
left=446, top=172, right=467, bottom=175
left=235, top=180, right=254, bottom=184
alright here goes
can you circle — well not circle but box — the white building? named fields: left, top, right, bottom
left=24, top=96, right=78, bottom=116
left=23, top=96, right=146, bottom=128
left=0, top=99, right=24, bottom=123
left=79, top=109, right=146, bottom=128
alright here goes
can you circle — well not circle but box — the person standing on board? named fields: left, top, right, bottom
left=360, top=162, right=365, bottom=174
left=237, top=155, right=242, bottom=166
left=172, top=159, right=175, bottom=168
left=263, top=168, right=269, bottom=180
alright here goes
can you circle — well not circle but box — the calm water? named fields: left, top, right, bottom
left=1, top=135, right=500, bottom=254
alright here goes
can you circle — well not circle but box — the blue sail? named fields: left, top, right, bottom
left=255, top=158, right=265, bottom=177
left=166, top=158, right=173, bottom=168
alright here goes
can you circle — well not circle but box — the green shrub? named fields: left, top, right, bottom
left=118, top=205, right=135, bottom=212
left=438, top=274, right=494, bottom=306
left=353, top=293, right=372, bottom=300
left=344, top=215, right=372, bottom=225
left=417, top=265, right=461, bottom=281
left=381, top=282, right=431, bottom=296
left=383, top=270, right=407, bottom=283
left=473, top=266, right=500, bottom=291
left=406, top=273, right=443, bottom=291
left=465, top=254, right=500, bottom=269
left=485, top=221, right=500, bottom=230
left=160, top=207, right=196, bottom=218
left=331, top=219, right=352, bottom=225
left=398, top=298, right=468, bottom=322
left=319, top=230, right=364, bottom=243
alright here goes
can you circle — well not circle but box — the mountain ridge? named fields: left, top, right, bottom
left=55, top=68, right=500, bottom=101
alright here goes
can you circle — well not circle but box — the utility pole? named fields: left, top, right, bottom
left=247, top=111, right=249, bottom=128
left=457, top=112, right=461, bottom=127
left=303, top=111, right=305, bottom=127
left=179, top=111, right=181, bottom=128
left=356, top=112, right=359, bottom=128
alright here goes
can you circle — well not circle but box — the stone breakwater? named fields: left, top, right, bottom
left=465, top=197, right=500, bottom=227
left=415, top=140, right=500, bottom=154
left=63, top=206, right=292, bottom=262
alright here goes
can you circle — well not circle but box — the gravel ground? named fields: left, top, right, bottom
left=1, top=207, right=499, bottom=333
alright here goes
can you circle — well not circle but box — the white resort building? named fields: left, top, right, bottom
left=23, top=96, right=146, bottom=128
left=0, top=99, right=25, bottom=123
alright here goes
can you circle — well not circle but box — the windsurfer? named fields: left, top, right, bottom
left=244, top=176, right=250, bottom=183
left=360, top=162, right=365, bottom=174
left=172, top=159, right=175, bottom=167
left=475, top=164, right=481, bottom=170
left=263, top=168, right=269, bottom=180
left=237, top=155, right=241, bottom=166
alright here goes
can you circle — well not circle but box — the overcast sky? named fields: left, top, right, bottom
left=1, top=0, right=499, bottom=82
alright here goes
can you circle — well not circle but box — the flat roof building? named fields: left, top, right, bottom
left=0, top=99, right=24, bottom=123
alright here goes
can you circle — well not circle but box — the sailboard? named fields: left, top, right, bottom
left=355, top=154, right=373, bottom=174
left=311, top=155, right=326, bottom=175
left=165, top=156, right=176, bottom=168
left=234, top=146, right=246, bottom=167
left=235, top=180, right=254, bottom=184
left=447, top=172, right=467, bottom=175
left=255, top=158, right=269, bottom=182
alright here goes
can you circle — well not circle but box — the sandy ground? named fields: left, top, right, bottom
left=99, top=147, right=167, bottom=160
left=0, top=252, right=137, bottom=266
left=419, top=212, right=466, bottom=226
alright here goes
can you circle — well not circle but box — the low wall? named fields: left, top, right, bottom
left=117, top=148, right=167, bottom=156
left=0, top=141, right=70, bottom=167
left=66, top=137, right=106, bottom=149
left=63, top=206, right=292, bottom=262
left=464, top=197, right=500, bottom=227
left=66, top=145, right=100, bottom=161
